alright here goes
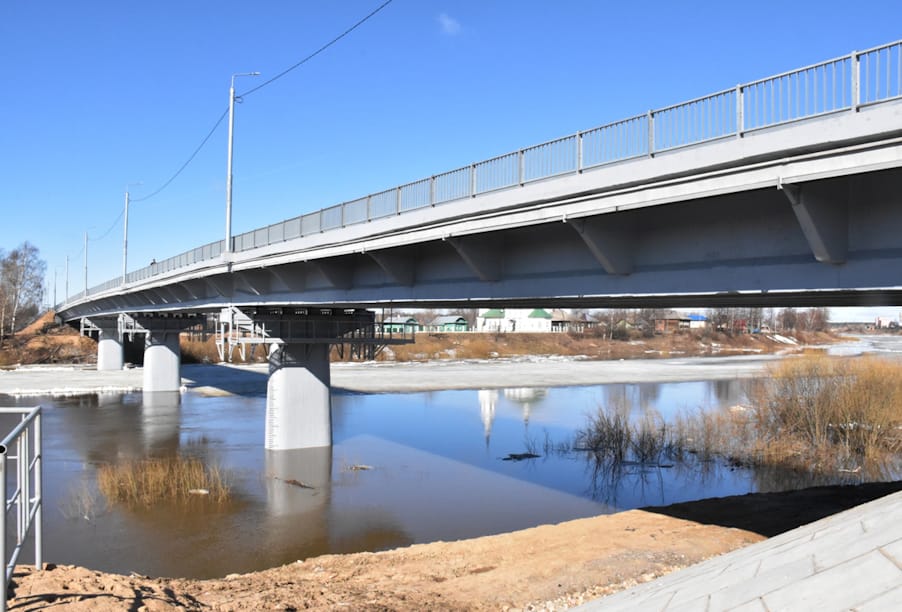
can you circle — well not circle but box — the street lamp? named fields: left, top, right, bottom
left=225, top=71, right=260, bottom=254
left=123, top=181, right=142, bottom=285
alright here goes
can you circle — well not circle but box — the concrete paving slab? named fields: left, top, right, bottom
left=575, top=489, right=902, bottom=612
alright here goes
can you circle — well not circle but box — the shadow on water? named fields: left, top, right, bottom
left=641, top=480, right=902, bottom=537
left=180, top=363, right=269, bottom=396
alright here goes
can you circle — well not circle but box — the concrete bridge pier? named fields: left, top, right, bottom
left=143, top=330, right=182, bottom=393
left=95, top=319, right=124, bottom=371
left=265, top=343, right=332, bottom=450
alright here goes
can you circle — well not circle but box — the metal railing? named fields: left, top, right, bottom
left=71, top=40, right=902, bottom=306
left=0, top=406, right=42, bottom=612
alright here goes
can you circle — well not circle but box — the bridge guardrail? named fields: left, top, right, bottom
left=0, top=406, right=42, bottom=612
left=71, top=40, right=902, bottom=307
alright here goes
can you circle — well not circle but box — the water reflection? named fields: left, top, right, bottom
left=264, top=447, right=332, bottom=517
left=478, top=389, right=496, bottom=444
left=502, top=387, right=547, bottom=424
left=15, top=374, right=891, bottom=578
left=141, top=391, right=181, bottom=454
left=55, top=392, right=180, bottom=463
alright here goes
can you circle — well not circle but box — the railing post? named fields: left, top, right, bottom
left=0, top=451, right=5, bottom=612
left=736, top=84, right=744, bottom=137
left=518, top=150, right=524, bottom=186
left=396, top=186, right=402, bottom=214
left=647, top=110, right=655, bottom=157
left=850, top=50, right=860, bottom=111
left=34, top=410, right=42, bottom=570
left=576, top=131, right=583, bottom=173
left=429, top=176, right=435, bottom=206
left=470, top=164, right=477, bottom=197
left=366, top=195, right=372, bottom=221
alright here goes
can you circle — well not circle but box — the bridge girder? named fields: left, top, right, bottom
left=781, top=179, right=850, bottom=265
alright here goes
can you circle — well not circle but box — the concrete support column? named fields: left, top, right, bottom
left=96, top=321, right=124, bottom=371
left=143, top=331, right=182, bottom=393
left=266, top=343, right=332, bottom=450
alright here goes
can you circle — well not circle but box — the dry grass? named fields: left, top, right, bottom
left=573, top=355, right=902, bottom=479
left=751, top=356, right=902, bottom=470
left=671, top=356, right=902, bottom=477
left=382, top=330, right=828, bottom=363
left=97, top=456, right=231, bottom=507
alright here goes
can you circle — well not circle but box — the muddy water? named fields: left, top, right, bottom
left=0, top=373, right=878, bottom=579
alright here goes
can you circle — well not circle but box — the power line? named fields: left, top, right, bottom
left=132, top=107, right=229, bottom=203
left=240, top=0, right=394, bottom=98
left=88, top=209, right=125, bottom=242
left=120, top=0, right=394, bottom=205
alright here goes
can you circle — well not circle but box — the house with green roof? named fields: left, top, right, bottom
left=427, top=315, right=469, bottom=332
left=476, top=308, right=552, bottom=332
left=381, top=316, right=420, bottom=334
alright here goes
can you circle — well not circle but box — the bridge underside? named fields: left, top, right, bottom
left=66, top=166, right=902, bottom=317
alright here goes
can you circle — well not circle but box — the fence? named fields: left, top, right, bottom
left=0, top=406, right=42, bottom=612
left=71, top=40, right=902, bottom=305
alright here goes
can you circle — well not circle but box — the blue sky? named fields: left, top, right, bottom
left=2, top=1, right=900, bottom=322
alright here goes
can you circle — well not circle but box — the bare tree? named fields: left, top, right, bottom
left=778, top=308, right=798, bottom=331
left=1, top=242, right=45, bottom=335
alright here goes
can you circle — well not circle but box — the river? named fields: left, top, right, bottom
left=0, top=336, right=899, bottom=579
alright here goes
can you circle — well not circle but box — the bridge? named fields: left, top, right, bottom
left=56, top=41, right=902, bottom=450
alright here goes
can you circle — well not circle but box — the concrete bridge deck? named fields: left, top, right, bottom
left=578, top=488, right=902, bottom=611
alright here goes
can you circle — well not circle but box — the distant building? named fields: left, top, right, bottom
left=381, top=316, right=420, bottom=334
left=427, top=315, right=469, bottom=332
left=654, top=311, right=690, bottom=334
left=550, top=309, right=591, bottom=333
left=477, top=308, right=553, bottom=332
left=687, top=313, right=708, bottom=329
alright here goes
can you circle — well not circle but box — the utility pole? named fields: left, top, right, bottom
left=83, top=231, right=88, bottom=297
left=123, top=189, right=130, bottom=285
left=225, top=71, right=260, bottom=254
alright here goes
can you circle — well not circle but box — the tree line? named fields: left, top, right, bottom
left=0, top=242, right=46, bottom=337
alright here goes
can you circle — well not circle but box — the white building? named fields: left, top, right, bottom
left=477, top=308, right=553, bottom=332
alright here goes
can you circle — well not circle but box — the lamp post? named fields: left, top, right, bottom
left=122, top=182, right=142, bottom=285
left=83, top=231, right=88, bottom=297
left=225, top=71, right=260, bottom=254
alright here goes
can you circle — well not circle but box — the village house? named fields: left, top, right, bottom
left=427, top=315, right=469, bottom=332
left=550, top=309, right=592, bottom=333
left=381, top=316, right=420, bottom=334
left=654, top=310, right=691, bottom=334
left=687, top=313, right=708, bottom=329
left=477, top=308, right=553, bottom=332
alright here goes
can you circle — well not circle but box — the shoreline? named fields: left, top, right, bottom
left=0, top=353, right=785, bottom=397
left=0, top=355, right=785, bottom=397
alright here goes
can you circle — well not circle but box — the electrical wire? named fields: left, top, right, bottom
left=240, top=0, right=394, bottom=98
left=88, top=209, right=125, bottom=242
left=131, top=0, right=393, bottom=205
left=131, top=107, right=229, bottom=203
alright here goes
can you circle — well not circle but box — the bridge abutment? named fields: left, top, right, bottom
left=266, top=343, right=332, bottom=450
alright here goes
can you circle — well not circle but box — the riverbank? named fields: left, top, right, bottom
left=9, top=481, right=901, bottom=611
left=0, top=353, right=783, bottom=397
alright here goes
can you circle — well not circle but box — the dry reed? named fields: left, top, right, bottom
left=576, top=356, right=902, bottom=478
left=97, top=456, right=231, bottom=507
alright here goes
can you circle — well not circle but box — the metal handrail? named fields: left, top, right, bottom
left=64, top=39, right=902, bottom=309
left=0, top=406, right=42, bottom=612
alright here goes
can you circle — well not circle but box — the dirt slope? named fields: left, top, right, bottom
left=9, top=482, right=901, bottom=611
